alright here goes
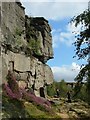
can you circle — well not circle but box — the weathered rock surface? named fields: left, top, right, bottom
left=2, top=51, right=53, bottom=90
left=0, top=2, right=54, bottom=97
left=25, top=16, right=53, bottom=62
left=1, top=2, right=26, bottom=47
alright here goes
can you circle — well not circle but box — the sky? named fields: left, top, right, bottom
left=21, top=0, right=88, bottom=82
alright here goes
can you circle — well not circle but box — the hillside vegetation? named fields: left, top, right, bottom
left=1, top=74, right=90, bottom=119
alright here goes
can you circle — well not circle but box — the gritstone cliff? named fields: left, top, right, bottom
left=0, top=1, right=54, bottom=97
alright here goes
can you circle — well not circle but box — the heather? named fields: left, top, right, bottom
left=2, top=95, right=59, bottom=119
left=2, top=71, right=54, bottom=117
left=2, top=72, right=90, bottom=119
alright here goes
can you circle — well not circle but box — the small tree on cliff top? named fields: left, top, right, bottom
left=71, top=2, right=90, bottom=104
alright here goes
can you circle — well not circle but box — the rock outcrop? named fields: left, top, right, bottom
left=25, top=16, right=53, bottom=62
left=0, top=2, right=54, bottom=97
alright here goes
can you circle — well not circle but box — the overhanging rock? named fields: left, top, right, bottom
left=1, top=1, right=54, bottom=97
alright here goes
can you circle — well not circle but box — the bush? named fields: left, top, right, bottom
left=73, top=83, right=88, bottom=102
left=47, top=80, right=70, bottom=98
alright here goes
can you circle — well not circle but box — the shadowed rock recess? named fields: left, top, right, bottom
left=0, top=1, right=54, bottom=97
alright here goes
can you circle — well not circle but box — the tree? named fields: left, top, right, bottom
left=73, top=83, right=88, bottom=101
left=47, top=80, right=70, bottom=98
left=47, top=81, right=56, bottom=96
left=58, top=80, right=69, bottom=98
left=71, top=4, right=90, bottom=104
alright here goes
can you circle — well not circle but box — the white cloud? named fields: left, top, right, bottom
left=21, top=2, right=88, bottom=21
left=59, top=23, right=77, bottom=46
left=51, top=62, right=80, bottom=82
left=60, top=32, right=74, bottom=47
left=51, top=29, right=61, bottom=48
left=52, top=22, right=84, bottom=48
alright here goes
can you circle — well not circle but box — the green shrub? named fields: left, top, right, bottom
left=15, top=28, right=22, bottom=36
left=47, top=80, right=71, bottom=98
left=27, top=39, right=41, bottom=55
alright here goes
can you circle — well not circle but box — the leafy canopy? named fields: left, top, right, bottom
left=71, top=6, right=90, bottom=104
left=71, top=8, right=90, bottom=83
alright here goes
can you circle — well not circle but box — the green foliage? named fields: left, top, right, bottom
left=47, top=82, right=56, bottom=96
left=2, top=95, right=30, bottom=118
left=15, top=35, right=22, bottom=45
left=2, top=95, right=57, bottom=119
left=71, top=9, right=90, bottom=59
left=47, top=80, right=88, bottom=102
left=27, top=39, right=41, bottom=55
left=15, top=27, right=22, bottom=36
left=47, top=80, right=70, bottom=98
left=25, top=22, right=38, bottom=40
left=71, top=9, right=90, bottom=69
left=71, top=5, right=90, bottom=104
left=24, top=102, right=50, bottom=118
left=73, top=83, right=88, bottom=102
left=14, top=28, right=24, bottom=47
left=58, top=80, right=71, bottom=97
left=25, top=18, right=42, bottom=56
left=74, top=65, right=90, bottom=83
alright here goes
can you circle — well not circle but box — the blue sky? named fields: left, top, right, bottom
left=21, top=0, right=88, bottom=82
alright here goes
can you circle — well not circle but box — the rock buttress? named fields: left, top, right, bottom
left=25, top=16, right=53, bottom=63
left=1, top=2, right=54, bottom=97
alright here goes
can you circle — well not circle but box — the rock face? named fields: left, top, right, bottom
left=0, top=2, right=54, bottom=97
left=25, top=16, right=53, bottom=62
